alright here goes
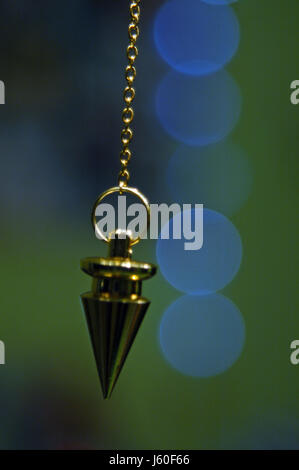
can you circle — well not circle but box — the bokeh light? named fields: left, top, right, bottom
left=154, top=0, right=240, bottom=76
left=156, top=208, right=242, bottom=295
left=159, top=294, right=245, bottom=377
left=202, top=0, right=238, bottom=5
left=156, top=69, right=242, bottom=146
left=167, top=141, right=253, bottom=216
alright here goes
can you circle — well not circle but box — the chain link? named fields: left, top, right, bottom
left=118, top=0, right=141, bottom=189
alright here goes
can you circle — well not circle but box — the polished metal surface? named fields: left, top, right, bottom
left=81, top=232, right=156, bottom=399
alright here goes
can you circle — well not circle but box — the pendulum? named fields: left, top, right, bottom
left=80, top=1, right=156, bottom=400
left=80, top=1, right=157, bottom=399
left=80, top=227, right=156, bottom=399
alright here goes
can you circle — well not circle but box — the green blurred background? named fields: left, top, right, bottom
left=0, top=0, right=298, bottom=449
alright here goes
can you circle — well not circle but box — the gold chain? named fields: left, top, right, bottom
left=118, top=0, right=141, bottom=189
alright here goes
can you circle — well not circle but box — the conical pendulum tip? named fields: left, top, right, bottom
left=81, top=233, right=156, bottom=399
left=81, top=292, right=151, bottom=399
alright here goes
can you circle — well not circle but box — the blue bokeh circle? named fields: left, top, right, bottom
left=202, top=0, right=239, bottom=5
left=159, top=293, right=245, bottom=377
left=156, top=208, right=243, bottom=295
left=156, top=69, right=242, bottom=146
left=154, top=0, right=240, bottom=76
left=166, top=141, right=253, bottom=216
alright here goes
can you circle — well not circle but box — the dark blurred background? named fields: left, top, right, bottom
left=0, top=0, right=298, bottom=449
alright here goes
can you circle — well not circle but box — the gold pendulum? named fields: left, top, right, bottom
left=80, top=0, right=157, bottom=399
